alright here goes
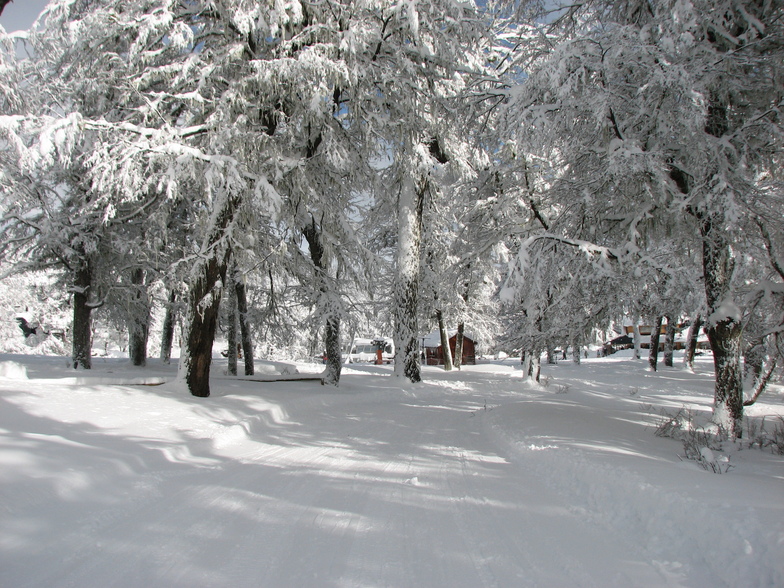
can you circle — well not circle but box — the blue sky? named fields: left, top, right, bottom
left=0, top=0, right=50, bottom=32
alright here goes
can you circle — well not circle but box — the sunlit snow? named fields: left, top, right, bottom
left=1, top=350, right=782, bottom=587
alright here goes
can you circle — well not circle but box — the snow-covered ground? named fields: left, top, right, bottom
left=1, top=350, right=782, bottom=587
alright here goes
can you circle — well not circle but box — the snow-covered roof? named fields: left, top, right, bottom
left=421, top=330, right=476, bottom=348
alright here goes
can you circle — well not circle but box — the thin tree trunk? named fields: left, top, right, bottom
left=521, top=349, right=531, bottom=380
left=128, top=267, right=149, bottom=367
left=454, top=321, right=465, bottom=370
left=436, top=309, right=453, bottom=371
left=323, top=315, right=341, bottom=385
left=235, top=275, right=254, bottom=376
left=530, top=352, right=541, bottom=383
left=226, top=268, right=238, bottom=376
left=160, top=290, right=177, bottom=364
left=743, top=338, right=765, bottom=388
left=72, top=259, right=93, bottom=370
left=683, top=314, right=702, bottom=371
left=394, top=175, right=425, bottom=383
left=648, top=316, right=663, bottom=371
left=663, top=317, right=676, bottom=368
left=632, top=321, right=642, bottom=360
left=743, top=357, right=778, bottom=406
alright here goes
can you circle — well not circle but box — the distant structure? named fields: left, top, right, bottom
left=422, top=331, right=476, bottom=366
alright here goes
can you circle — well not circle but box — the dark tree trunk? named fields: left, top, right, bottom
left=180, top=192, right=238, bottom=397
left=700, top=215, right=744, bottom=438
left=454, top=322, right=465, bottom=370
left=323, top=315, right=341, bottom=386
left=663, top=318, right=676, bottom=368
left=226, top=269, right=238, bottom=377
left=684, top=314, right=702, bottom=371
left=303, top=215, right=342, bottom=386
left=72, top=259, right=93, bottom=370
left=160, top=290, right=177, bottom=364
left=128, top=267, right=149, bottom=367
left=436, top=309, right=453, bottom=371
left=648, top=316, right=663, bottom=372
left=235, top=276, right=254, bottom=376
left=696, top=94, right=743, bottom=437
left=397, top=276, right=422, bottom=383
left=183, top=259, right=227, bottom=397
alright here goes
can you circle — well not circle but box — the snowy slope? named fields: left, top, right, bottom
left=0, top=352, right=782, bottom=587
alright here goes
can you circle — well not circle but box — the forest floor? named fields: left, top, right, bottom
left=1, top=350, right=782, bottom=587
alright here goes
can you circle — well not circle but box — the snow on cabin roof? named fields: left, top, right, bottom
left=421, top=330, right=476, bottom=348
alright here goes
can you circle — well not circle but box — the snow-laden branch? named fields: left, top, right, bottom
left=519, top=233, right=620, bottom=263
left=84, top=119, right=207, bottom=140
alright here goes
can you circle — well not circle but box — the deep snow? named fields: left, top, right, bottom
left=0, top=351, right=782, bottom=587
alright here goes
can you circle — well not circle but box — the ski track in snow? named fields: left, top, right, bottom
left=0, top=354, right=782, bottom=587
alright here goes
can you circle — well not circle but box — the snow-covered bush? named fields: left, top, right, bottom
left=746, top=416, right=784, bottom=456
left=654, top=407, right=732, bottom=473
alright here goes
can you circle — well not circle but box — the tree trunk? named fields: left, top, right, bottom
left=454, top=321, right=465, bottom=370
left=521, top=349, right=531, bottom=380
left=226, top=268, right=238, bottom=376
left=394, top=175, right=425, bottom=383
left=663, top=318, right=676, bottom=368
left=436, top=309, right=453, bottom=371
left=530, top=352, right=541, bottom=383
left=72, top=259, right=93, bottom=370
left=128, top=267, right=149, bottom=367
left=632, top=321, right=642, bottom=359
left=235, top=275, right=254, bottom=376
left=323, top=315, right=341, bottom=386
left=743, top=339, right=765, bottom=388
left=182, top=261, right=226, bottom=397
left=303, top=215, right=342, bottom=386
left=160, top=290, right=177, bottom=364
left=178, top=191, right=238, bottom=397
left=683, top=314, right=702, bottom=371
left=744, top=357, right=778, bottom=407
left=700, top=215, right=744, bottom=438
left=648, top=316, right=663, bottom=371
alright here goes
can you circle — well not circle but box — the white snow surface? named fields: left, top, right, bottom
left=1, top=351, right=782, bottom=587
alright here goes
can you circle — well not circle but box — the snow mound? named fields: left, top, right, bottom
left=255, top=360, right=299, bottom=375
left=211, top=422, right=250, bottom=449
left=0, top=361, right=28, bottom=380
left=59, top=376, right=168, bottom=386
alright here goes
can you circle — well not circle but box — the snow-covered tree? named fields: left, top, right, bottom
left=355, top=2, right=497, bottom=382
left=501, top=0, right=784, bottom=437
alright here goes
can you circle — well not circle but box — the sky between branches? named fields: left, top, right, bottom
left=0, top=0, right=49, bottom=32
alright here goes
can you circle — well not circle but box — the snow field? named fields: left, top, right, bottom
left=0, top=352, right=782, bottom=587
